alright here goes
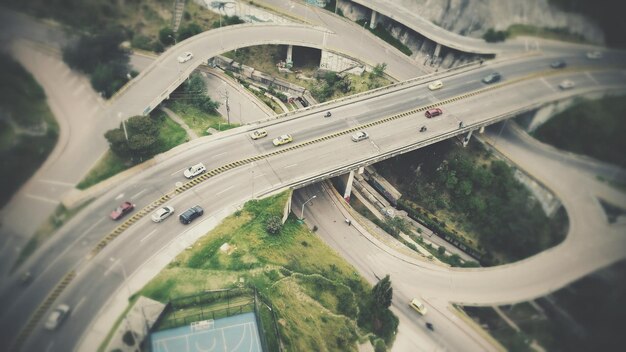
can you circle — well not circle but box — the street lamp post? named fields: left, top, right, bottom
left=300, top=195, right=317, bottom=220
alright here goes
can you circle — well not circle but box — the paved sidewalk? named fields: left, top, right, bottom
left=161, top=106, right=199, bottom=140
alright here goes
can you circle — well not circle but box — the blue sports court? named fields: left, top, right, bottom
left=150, top=312, right=263, bottom=352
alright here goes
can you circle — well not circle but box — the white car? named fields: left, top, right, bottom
left=272, top=134, right=293, bottom=146
left=249, top=129, right=268, bottom=140
left=351, top=131, right=369, bottom=142
left=183, top=162, right=206, bottom=178
left=409, top=298, right=427, bottom=315
left=151, top=206, right=175, bottom=223
left=558, top=80, right=575, bottom=90
left=586, top=51, right=603, bottom=59
left=177, top=52, right=193, bottom=63
left=45, top=304, right=70, bottom=330
left=428, top=80, right=443, bottom=91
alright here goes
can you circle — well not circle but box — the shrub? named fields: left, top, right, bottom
left=483, top=28, right=508, bottom=42
left=266, top=216, right=283, bottom=235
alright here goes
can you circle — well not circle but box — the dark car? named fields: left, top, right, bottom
left=482, top=72, right=501, bottom=84
left=179, top=205, right=204, bottom=224
left=550, top=60, right=566, bottom=69
left=425, top=108, right=443, bottom=118
left=110, top=201, right=135, bottom=220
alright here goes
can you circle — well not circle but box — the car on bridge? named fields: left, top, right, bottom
left=184, top=162, right=206, bottom=179
left=586, top=51, right=603, bottom=59
left=151, top=206, right=175, bottom=223
left=45, top=304, right=70, bottom=330
left=273, top=134, right=293, bottom=146
left=409, top=298, right=427, bottom=315
left=425, top=108, right=443, bottom=118
left=179, top=205, right=204, bottom=224
left=177, top=52, right=193, bottom=63
left=550, top=60, right=566, bottom=69
left=351, top=131, right=369, bottom=142
left=428, top=80, right=443, bottom=91
left=482, top=72, right=501, bottom=84
left=559, top=80, right=575, bottom=90
left=249, top=129, right=268, bottom=140
left=110, top=201, right=135, bottom=220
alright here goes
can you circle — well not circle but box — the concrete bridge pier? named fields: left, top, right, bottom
left=462, top=129, right=474, bottom=147
left=286, top=45, right=293, bottom=68
left=479, top=126, right=485, bottom=133
left=341, top=167, right=365, bottom=202
left=369, top=11, right=377, bottom=29
left=431, top=43, right=442, bottom=66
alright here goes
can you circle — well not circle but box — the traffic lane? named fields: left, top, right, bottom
left=23, top=176, right=254, bottom=351
left=294, top=185, right=490, bottom=352
left=15, top=66, right=620, bottom=303
left=13, top=69, right=624, bottom=346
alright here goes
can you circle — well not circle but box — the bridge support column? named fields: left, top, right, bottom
left=432, top=43, right=442, bottom=65
left=369, top=11, right=377, bottom=29
left=462, top=130, right=474, bottom=147
left=343, top=170, right=356, bottom=202
left=479, top=126, right=485, bottom=133
left=286, top=45, right=293, bottom=68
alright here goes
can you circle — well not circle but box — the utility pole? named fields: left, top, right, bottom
left=224, top=90, right=231, bottom=125
left=118, top=112, right=129, bottom=141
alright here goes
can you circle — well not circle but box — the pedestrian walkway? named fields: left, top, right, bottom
left=161, top=107, right=199, bottom=140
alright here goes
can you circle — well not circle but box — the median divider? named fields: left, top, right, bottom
left=12, top=270, right=77, bottom=351
left=87, top=68, right=566, bottom=259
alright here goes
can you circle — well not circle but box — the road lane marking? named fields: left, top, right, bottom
left=72, top=83, right=86, bottom=96
left=130, top=189, right=147, bottom=199
left=170, top=167, right=186, bottom=176
left=216, top=185, right=234, bottom=196
left=48, top=218, right=104, bottom=277
left=114, top=193, right=124, bottom=200
left=253, top=173, right=265, bottom=179
left=140, top=229, right=158, bottom=243
left=74, top=296, right=87, bottom=314
left=38, top=179, right=74, bottom=187
left=585, top=71, right=600, bottom=85
left=284, top=163, right=298, bottom=169
left=539, top=77, right=557, bottom=92
left=45, top=341, right=54, bottom=352
left=25, top=193, right=58, bottom=205
left=213, top=152, right=227, bottom=158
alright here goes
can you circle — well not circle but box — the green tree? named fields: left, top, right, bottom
left=371, top=275, right=393, bottom=312
left=372, top=63, right=387, bottom=78
left=177, top=23, right=202, bottom=42
left=104, top=128, right=130, bottom=157
left=159, top=27, right=175, bottom=46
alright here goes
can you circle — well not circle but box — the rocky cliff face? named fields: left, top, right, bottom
left=394, top=0, right=604, bottom=43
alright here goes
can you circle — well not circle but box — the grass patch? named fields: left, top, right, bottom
left=533, top=96, right=626, bottom=169
left=166, top=101, right=238, bottom=135
left=0, top=54, right=59, bottom=208
left=138, top=191, right=398, bottom=350
left=77, top=111, right=187, bottom=189
left=76, top=150, right=129, bottom=190
left=506, top=24, right=589, bottom=43
left=12, top=200, right=93, bottom=272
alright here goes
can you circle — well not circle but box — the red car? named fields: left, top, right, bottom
left=110, top=201, right=135, bottom=220
left=425, top=108, right=443, bottom=118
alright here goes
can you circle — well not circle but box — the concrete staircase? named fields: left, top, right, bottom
left=172, top=0, right=186, bottom=32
